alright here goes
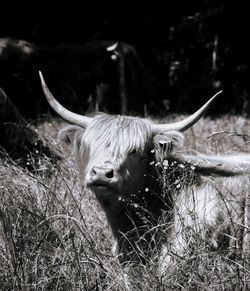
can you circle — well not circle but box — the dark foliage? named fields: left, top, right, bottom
left=0, top=38, right=120, bottom=118
left=0, top=87, right=60, bottom=172
left=0, top=1, right=249, bottom=115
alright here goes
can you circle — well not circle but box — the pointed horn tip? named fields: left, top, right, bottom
left=38, top=70, right=46, bottom=87
left=202, top=90, right=222, bottom=107
left=206, top=90, right=222, bottom=105
left=38, top=71, right=51, bottom=98
left=213, top=90, right=223, bottom=97
left=38, top=70, right=43, bottom=80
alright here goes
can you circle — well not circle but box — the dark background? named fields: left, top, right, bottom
left=0, top=1, right=250, bottom=115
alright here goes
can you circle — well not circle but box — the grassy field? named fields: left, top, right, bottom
left=0, top=114, right=250, bottom=290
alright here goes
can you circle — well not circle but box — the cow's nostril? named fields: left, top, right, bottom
left=106, top=169, right=114, bottom=179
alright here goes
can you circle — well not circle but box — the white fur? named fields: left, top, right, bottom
left=61, top=112, right=250, bottom=272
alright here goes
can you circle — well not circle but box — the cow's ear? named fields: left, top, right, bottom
left=58, top=125, right=84, bottom=144
left=153, top=131, right=184, bottom=160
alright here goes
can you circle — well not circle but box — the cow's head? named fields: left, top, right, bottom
left=39, top=71, right=221, bottom=213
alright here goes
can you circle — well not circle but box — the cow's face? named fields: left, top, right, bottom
left=61, top=114, right=184, bottom=212
left=73, top=115, right=152, bottom=209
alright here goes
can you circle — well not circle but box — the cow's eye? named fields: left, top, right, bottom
left=129, top=150, right=137, bottom=155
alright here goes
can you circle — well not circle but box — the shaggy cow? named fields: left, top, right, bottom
left=39, top=71, right=250, bottom=268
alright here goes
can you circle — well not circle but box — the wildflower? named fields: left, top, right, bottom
left=163, top=160, right=169, bottom=169
left=174, top=179, right=180, bottom=185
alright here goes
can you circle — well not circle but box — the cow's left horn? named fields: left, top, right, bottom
left=152, top=91, right=222, bottom=133
left=39, top=71, right=92, bottom=127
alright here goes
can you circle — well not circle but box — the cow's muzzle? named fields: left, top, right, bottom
left=87, top=166, right=116, bottom=188
left=92, top=166, right=114, bottom=180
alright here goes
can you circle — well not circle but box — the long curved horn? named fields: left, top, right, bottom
left=152, top=91, right=222, bottom=133
left=39, top=71, right=92, bottom=127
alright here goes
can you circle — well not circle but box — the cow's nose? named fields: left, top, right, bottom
left=91, top=166, right=114, bottom=180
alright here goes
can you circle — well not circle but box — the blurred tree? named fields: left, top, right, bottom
left=0, top=1, right=249, bottom=115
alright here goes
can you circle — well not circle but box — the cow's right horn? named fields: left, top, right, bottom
left=152, top=90, right=222, bottom=133
left=39, top=71, right=92, bottom=128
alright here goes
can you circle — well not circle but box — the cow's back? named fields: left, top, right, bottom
left=160, top=175, right=250, bottom=273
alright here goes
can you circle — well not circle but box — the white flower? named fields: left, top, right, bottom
left=163, top=160, right=169, bottom=168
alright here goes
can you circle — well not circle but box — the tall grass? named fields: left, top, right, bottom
left=0, top=115, right=250, bottom=290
